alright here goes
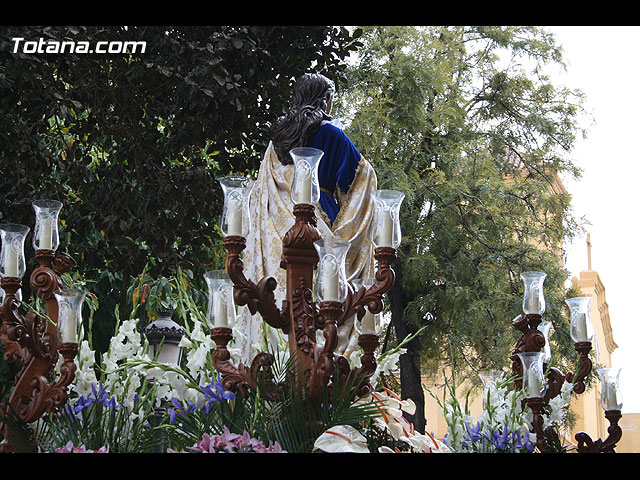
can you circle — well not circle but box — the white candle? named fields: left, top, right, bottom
left=526, top=288, right=540, bottom=314
left=227, top=199, right=243, bottom=236
left=39, top=217, right=53, bottom=250
left=527, top=368, right=542, bottom=397
left=605, top=386, right=619, bottom=410
left=214, top=290, right=228, bottom=327
left=362, top=310, right=376, bottom=334
left=323, top=262, right=339, bottom=302
left=4, top=245, right=18, bottom=277
left=379, top=210, right=393, bottom=247
left=298, top=167, right=312, bottom=204
left=574, top=312, right=587, bottom=342
left=227, top=295, right=236, bottom=325
left=62, top=308, right=77, bottom=343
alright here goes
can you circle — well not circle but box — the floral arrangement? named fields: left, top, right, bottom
left=18, top=266, right=578, bottom=454
left=55, top=442, right=110, bottom=453
left=23, top=267, right=433, bottom=454
left=312, top=388, right=450, bottom=453
left=427, top=370, right=575, bottom=453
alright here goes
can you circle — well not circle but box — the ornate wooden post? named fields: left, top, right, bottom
left=279, top=203, right=321, bottom=374
left=0, top=248, right=76, bottom=452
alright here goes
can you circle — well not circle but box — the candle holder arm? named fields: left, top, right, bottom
left=308, top=301, right=342, bottom=402
left=575, top=410, right=622, bottom=453
left=223, top=236, right=288, bottom=331
left=1, top=251, right=79, bottom=453
left=16, top=342, right=78, bottom=425
left=337, top=247, right=396, bottom=326
left=352, top=333, right=380, bottom=396
left=543, top=367, right=566, bottom=403
left=526, top=397, right=551, bottom=453
left=565, top=342, right=592, bottom=395
left=210, top=326, right=277, bottom=398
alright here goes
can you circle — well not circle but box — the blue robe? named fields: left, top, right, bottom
left=306, top=122, right=362, bottom=225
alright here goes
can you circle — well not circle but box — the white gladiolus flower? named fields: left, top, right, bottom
left=377, top=348, right=405, bottom=375
left=77, top=340, right=95, bottom=366
left=186, top=343, right=210, bottom=378
left=190, top=320, right=207, bottom=343
left=119, top=319, right=137, bottom=336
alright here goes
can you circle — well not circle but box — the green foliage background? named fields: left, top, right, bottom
left=333, top=26, right=589, bottom=431
left=0, top=25, right=362, bottom=397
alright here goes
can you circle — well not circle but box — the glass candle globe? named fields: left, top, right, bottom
left=538, top=320, right=552, bottom=364
left=204, top=270, right=235, bottom=328
left=479, top=370, right=504, bottom=390
left=352, top=277, right=381, bottom=335
left=372, top=190, right=404, bottom=249
left=218, top=176, right=253, bottom=237
left=517, top=351, right=547, bottom=399
left=0, top=224, right=30, bottom=279
left=290, top=147, right=323, bottom=205
left=565, top=296, right=594, bottom=343
left=32, top=199, right=63, bottom=251
left=597, top=367, right=623, bottom=411
left=54, top=288, right=87, bottom=344
left=521, top=271, right=546, bottom=315
left=313, top=239, right=350, bottom=303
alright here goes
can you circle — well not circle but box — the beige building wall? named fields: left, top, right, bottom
left=617, top=413, right=640, bottom=453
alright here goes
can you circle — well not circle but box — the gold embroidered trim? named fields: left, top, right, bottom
left=329, top=155, right=368, bottom=232
left=316, top=204, right=333, bottom=229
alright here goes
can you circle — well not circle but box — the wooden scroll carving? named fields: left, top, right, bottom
left=0, top=250, right=77, bottom=453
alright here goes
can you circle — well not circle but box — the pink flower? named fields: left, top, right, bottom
left=55, top=441, right=109, bottom=453
left=187, top=427, right=286, bottom=453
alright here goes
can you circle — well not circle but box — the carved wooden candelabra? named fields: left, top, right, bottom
left=1, top=202, right=80, bottom=453
left=210, top=202, right=396, bottom=407
left=0, top=249, right=77, bottom=453
left=510, top=274, right=622, bottom=453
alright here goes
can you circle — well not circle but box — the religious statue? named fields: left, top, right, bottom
left=233, top=73, right=379, bottom=365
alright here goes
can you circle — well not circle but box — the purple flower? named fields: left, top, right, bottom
left=464, top=421, right=483, bottom=441
left=490, top=426, right=507, bottom=450
left=513, top=429, right=535, bottom=453
left=65, top=383, right=122, bottom=421
left=167, top=397, right=196, bottom=425
left=202, top=376, right=236, bottom=404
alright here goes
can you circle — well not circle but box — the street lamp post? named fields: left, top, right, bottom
left=143, top=307, right=185, bottom=453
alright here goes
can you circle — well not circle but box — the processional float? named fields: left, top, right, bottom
left=207, top=147, right=404, bottom=408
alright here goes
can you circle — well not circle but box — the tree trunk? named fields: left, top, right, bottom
left=389, top=260, right=426, bottom=434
